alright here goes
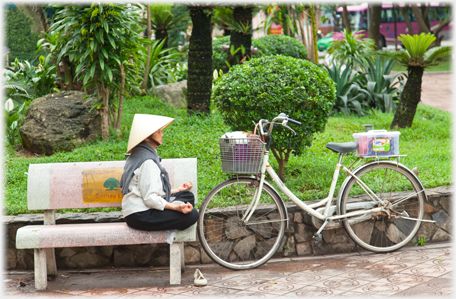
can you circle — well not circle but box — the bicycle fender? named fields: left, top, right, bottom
left=232, top=175, right=290, bottom=229
left=335, top=159, right=428, bottom=215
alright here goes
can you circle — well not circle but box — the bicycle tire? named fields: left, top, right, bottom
left=197, top=177, right=286, bottom=270
left=339, top=161, right=425, bottom=253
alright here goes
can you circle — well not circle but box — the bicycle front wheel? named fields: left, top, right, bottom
left=340, top=162, right=425, bottom=253
left=197, top=177, right=286, bottom=270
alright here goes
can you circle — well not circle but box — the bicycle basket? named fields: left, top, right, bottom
left=219, top=137, right=265, bottom=174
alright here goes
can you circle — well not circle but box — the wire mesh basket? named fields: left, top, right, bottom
left=219, top=137, right=265, bottom=174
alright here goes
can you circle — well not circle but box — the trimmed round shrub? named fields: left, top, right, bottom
left=213, top=55, right=335, bottom=180
left=212, top=36, right=269, bottom=71
left=258, top=35, right=308, bottom=59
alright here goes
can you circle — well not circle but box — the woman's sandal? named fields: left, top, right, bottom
left=193, top=269, right=207, bottom=286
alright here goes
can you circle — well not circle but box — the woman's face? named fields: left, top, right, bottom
left=151, top=129, right=164, bottom=146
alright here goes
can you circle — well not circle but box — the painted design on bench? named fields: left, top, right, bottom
left=82, top=169, right=124, bottom=203
left=104, top=178, right=120, bottom=191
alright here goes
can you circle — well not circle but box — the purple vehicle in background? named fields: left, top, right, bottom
left=333, top=3, right=452, bottom=48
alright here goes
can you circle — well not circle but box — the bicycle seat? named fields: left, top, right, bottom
left=326, top=142, right=359, bottom=153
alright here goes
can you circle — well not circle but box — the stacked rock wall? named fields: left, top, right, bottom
left=5, top=186, right=451, bottom=270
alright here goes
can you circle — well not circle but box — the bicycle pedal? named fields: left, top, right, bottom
left=312, top=233, right=322, bottom=244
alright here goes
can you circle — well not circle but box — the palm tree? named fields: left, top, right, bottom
left=327, top=29, right=375, bottom=69
left=150, top=3, right=189, bottom=49
left=187, top=4, right=213, bottom=114
left=377, top=33, right=451, bottom=129
left=226, top=5, right=254, bottom=67
left=212, top=7, right=233, bottom=36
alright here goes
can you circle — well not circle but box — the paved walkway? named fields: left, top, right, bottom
left=4, top=242, right=452, bottom=297
left=419, top=72, right=452, bottom=112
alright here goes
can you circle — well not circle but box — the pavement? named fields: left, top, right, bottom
left=419, top=72, right=452, bottom=113
left=3, top=242, right=453, bottom=298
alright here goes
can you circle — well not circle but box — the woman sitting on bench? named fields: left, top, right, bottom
left=119, top=114, right=199, bottom=231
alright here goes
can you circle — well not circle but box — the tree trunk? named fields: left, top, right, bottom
left=223, top=27, right=231, bottom=36
left=303, top=11, right=314, bottom=62
left=421, top=5, right=430, bottom=30
left=298, top=12, right=307, bottom=48
left=399, top=6, right=415, bottom=35
left=342, top=4, right=352, bottom=33
left=271, top=148, right=291, bottom=182
left=390, top=66, right=423, bottom=129
left=141, top=4, right=151, bottom=92
left=115, top=63, right=125, bottom=139
left=34, top=6, right=48, bottom=34
left=227, top=6, right=253, bottom=68
left=393, top=5, right=398, bottom=50
left=411, top=4, right=430, bottom=35
left=432, top=18, right=452, bottom=46
left=187, top=5, right=213, bottom=114
left=368, top=4, right=382, bottom=50
left=100, top=81, right=110, bottom=140
left=311, top=4, right=318, bottom=64
left=283, top=5, right=290, bottom=36
left=62, top=60, right=74, bottom=90
left=155, top=29, right=169, bottom=49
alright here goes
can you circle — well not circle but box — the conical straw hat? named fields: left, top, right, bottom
left=127, top=114, right=175, bottom=153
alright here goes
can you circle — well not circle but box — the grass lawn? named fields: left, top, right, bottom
left=4, top=95, right=452, bottom=216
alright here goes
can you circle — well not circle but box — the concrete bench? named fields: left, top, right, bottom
left=15, top=159, right=197, bottom=291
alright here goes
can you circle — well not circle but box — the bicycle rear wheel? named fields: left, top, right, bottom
left=339, top=161, right=425, bottom=253
left=197, top=177, right=286, bottom=270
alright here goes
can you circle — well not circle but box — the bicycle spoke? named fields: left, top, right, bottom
left=340, top=162, right=424, bottom=253
left=198, top=178, right=285, bottom=270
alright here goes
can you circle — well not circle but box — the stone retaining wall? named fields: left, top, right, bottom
left=5, top=186, right=452, bottom=271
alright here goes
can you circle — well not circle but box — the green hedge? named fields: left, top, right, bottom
left=212, top=36, right=269, bottom=71
left=213, top=55, right=335, bottom=160
left=258, top=34, right=308, bottom=59
left=5, top=5, right=41, bottom=63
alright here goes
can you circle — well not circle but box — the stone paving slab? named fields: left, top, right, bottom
left=4, top=242, right=452, bottom=298
left=419, top=72, right=453, bottom=113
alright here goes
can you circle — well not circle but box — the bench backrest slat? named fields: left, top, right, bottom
left=27, top=159, right=197, bottom=210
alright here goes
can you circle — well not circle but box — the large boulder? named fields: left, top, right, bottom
left=19, top=91, right=101, bottom=155
left=149, top=80, right=187, bottom=109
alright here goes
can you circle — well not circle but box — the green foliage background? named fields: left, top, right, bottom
left=211, top=36, right=268, bottom=71
left=258, top=34, right=308, bottom=59
left=5, top=5, right=41, bottom=62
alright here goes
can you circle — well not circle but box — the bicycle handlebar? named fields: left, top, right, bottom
left=258, top=113, right=301, bottom=136
left=288, top=118, right=302, bottom=126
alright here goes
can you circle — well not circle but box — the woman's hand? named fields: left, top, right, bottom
left=171, top=181, right=193, bottom=194
left=165, top=202, right=193, bottom=214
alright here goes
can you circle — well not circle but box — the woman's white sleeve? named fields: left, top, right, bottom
left=138, top=160, right=168, bottom=211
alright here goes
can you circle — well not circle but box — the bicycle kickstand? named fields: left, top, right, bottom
left=312, top=218, right=329, bottom=244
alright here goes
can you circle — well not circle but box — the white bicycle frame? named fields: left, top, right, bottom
left=243, top=151, right=383, bottom=225
left=241, top=137, right=431, bottom=231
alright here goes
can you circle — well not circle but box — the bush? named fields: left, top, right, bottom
left=5, top=5, right=41, bottom=62
left=355, top=56, right=405, bottom=113
left=257, top=35, right=308, bottom=59
left=9, top=54, right=58, bottom=98
left=327, top=29, right=375, bottom=68
left=213, top=55, right=336, bottom=180
left=212, top=36, right=269, bottom=71
left=323, top=61, right=371, bottom=116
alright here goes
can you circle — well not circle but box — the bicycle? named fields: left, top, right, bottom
left=197, top=113, right=431, bottom=270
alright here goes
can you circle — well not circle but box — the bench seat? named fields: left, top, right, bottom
left=16, top=222, right=196, bottom=249
left=16, top=158, right=198, bottom=291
